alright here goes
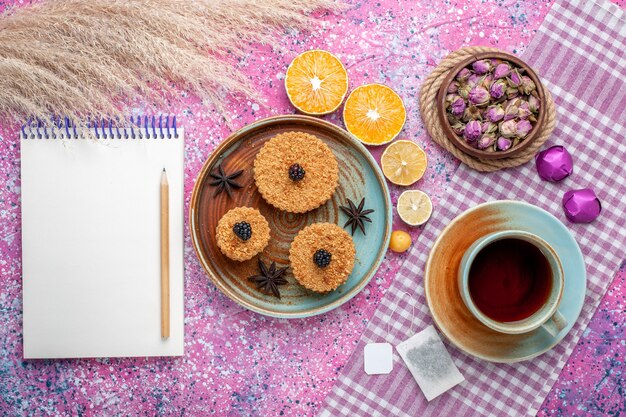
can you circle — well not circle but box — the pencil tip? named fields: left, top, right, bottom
left=163, top=168, right=166, bottom=172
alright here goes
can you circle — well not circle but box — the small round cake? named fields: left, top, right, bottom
left=289, top=223, right=356, bottom=293
left=253, top=131, right=339, bottom=213
left=216, top=207, right=271, bottom=261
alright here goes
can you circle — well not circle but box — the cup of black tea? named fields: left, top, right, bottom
left=458, top=230, right=567, bottom=336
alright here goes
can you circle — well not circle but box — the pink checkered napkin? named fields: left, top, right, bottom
left=318, top=0, right=626, bottom=416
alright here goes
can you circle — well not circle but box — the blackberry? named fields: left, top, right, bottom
left=288, top=163, right=306, bottom=181
left=232, top=221, right=252, bottom=241
left=313, top=249, right=332, bottom=268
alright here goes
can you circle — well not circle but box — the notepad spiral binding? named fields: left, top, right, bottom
left=20, top=115, right=178, bottom=140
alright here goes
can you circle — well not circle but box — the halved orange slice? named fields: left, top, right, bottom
left=285, top=50, right=349, bottom=115
left=343, top=84, right=406, bottom=146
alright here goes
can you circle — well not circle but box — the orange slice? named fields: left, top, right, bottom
left=285, top=50, right=349, bottom=115
left=343, top=84, right=406, bottom=145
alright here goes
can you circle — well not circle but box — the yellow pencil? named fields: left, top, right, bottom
left=160, top=168, right=170, bottom=339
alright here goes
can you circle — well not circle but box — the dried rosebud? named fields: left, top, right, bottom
left=506, top=87, right=520, bottom=99
left=493, top=63, right=511, bottom=79
left=472, top=59, right=492, bottom=75
left=450, top=97, right=466, bottom=116
left=481, top=121, right=497, bottom=134
left=447, top=81, right=459, bottom=94
left=469, top=86, right=490, bottom=106
left=468, top=73, right=482, bottom=87
left=480, top=74, right=493, bottom=89
left=485, top=104, right=505, bottom=122
left=464, top=120, right=482, bottom=142
left=451, top=121, right=466, bottom=135
left=460, top=82, right=473, bottom=99
left=562, top=188, right=601, bottom=223
left=499, top=119, right=518, bottom=138
left=496, top=136, right=512, bottom=151
left=446, top=94, right=460, bottom=104
left=462, top=105, right=482, bottom=122
left=508, top=68, right=523, bottom=87
left=489, top=79, right=507, bottom=100
left=503, top=100, right=519, bottom=121
left=520, top=76, right=536, bottom=95
left=516, top=119, right=533, bottom=138
left=535, top=145, right=574, bottom=182
left=518, top=101, right=532, bottom=119
left=477, top=134, right=496, bottom=149
left=456, top=67, right=471, bottom=82
left=528, top=94, right=541, bottom=113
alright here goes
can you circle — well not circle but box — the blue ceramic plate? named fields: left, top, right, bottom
left=425, top=200, right=586, bottom=362
left=190, top=115, right=392, bottom=318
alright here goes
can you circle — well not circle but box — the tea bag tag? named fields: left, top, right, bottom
left=364, top=343, right=393, bottom=375
left=364, top=292, right=415, bottom=375
left=396, top=325, right=464, bottom=401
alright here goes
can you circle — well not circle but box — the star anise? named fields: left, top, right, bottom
left=248, top=259, right=288, bottom=299
left=340, top=197, right=374, bottom=236
left=209, top=164, right=243, bottom=198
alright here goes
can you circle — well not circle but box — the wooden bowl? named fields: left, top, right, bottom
left=436, top=51, right=546, bottom=160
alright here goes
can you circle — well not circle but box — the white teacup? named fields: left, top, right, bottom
left=458, top=230, right=567, bottom=337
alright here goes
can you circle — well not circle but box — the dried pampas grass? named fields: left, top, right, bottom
left=0, top=0, right=344, bottom=124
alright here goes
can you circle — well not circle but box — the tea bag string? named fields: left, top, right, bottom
left=386, top=292, right=416, bottom=342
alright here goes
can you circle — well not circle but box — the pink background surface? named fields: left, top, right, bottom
left=0, top=0, right=624, bottom=415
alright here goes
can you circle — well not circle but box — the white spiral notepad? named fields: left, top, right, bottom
left=20, top=118, right=184, bottom=358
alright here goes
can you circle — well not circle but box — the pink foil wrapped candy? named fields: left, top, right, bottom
left=562, top=188, right=601, bottom=223
left=535, top=145, right=574, bottom=182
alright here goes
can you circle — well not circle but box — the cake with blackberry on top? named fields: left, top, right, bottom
left=289, top=223, right=356, bottom=293
left=216, top=207, right=270, bottom=261
left=253, top=131, right=339, bottom=213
